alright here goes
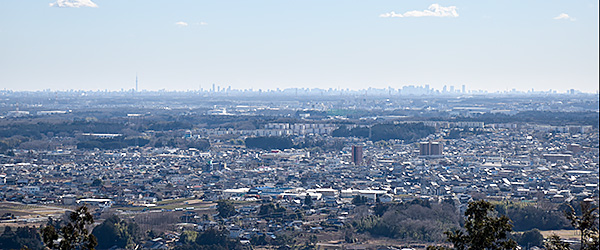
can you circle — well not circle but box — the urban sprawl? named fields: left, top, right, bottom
left=0, top=90, right=598, bottom=250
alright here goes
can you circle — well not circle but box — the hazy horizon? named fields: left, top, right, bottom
left=1, top=1, right=598, bottom=93
left=1, top=85, right=597, bottom=95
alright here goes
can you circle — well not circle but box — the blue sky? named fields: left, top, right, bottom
left=0, top=1, right=598, bottom=92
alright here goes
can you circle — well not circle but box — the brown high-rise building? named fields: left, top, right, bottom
left=430, top=142, right=442, bottom=155
left=419, top=142, right=430, bottom=156
left=352, top=145, right=363, bottom=165
left=567, top=144, right=582, bottom=154
left=419, top=141, right=443, bottom=156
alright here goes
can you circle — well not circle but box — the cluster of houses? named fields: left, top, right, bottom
left=1, top=120, right=596, bottom=215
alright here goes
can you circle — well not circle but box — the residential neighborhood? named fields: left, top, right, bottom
left=0, top=90, right=598, bottom=249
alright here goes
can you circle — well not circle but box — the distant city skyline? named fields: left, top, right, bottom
left=1, top=1, right=598, bottom=93
left=2, top=84, right=592, bottom=96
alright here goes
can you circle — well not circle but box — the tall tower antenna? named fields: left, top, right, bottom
left=135, top=74, right=138, bottom=92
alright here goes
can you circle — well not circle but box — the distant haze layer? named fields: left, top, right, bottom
left=0, top=1, right=598, bottom=93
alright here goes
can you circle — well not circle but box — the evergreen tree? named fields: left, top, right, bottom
left=304, top=194, right=313, bottom=208
left=0, top=226, right=44, bottom=250
left=42, top=205, right=97, bottom=250
left=217, top=200, right=237, bottom=218
left=352, top=195, right=368, bottom=205
left=544, top=234, right=571, bottom=250
left=429, top=200, right=517, bottom=250
left=92, top=215, right=140, bottom=249
left=174, top=227, right=246, bottom=250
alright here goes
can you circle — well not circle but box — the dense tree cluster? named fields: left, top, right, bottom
left=351, top=195, right=368, bottom=206
left=0, top=226, right=44, bottom=250
left=444, top=128, right=489, bottom=139
left=351, top=199, right=459, bottom=242
left=174, top=227, right=247, bottom=250
left=77, top=136, right=150, bottom=150
left=257, top=202, right=304, bottom=221
left=332, top=123, right=435, bottom=142
left=216, top=200, right=238, bottom=218
left=429, top=200, right=517, bottom=250
left=293, top=136, right=345, bottom=152
left=92, top=215, right=141, bottom=249
left=455, top=111, right=599, bottom=128
left=0, top=117, right=212, bottom=152
left=495, top=202, right=571, bottom=231
left=510, top=229, right=544, bottom=248
left=147, top=121, right=193, bottom=131
left=0, top=120, right=124, bottom=140
left=250, top=233, right=295, bottom=247
left=245, top=136, right=293, bottom=150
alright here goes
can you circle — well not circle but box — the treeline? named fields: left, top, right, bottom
left=245, top=136, right=293, bottom=150
left=348, top=199, right=564, bottom=248
left=454, top=111, right=599, bottom=128
left=174, top=227, right=247, bottom=250
left=0, top=211, right=158, bottom=250
left=0, top=118, right=213, bottom=151
left=0, top=120, right=196, bottom=140
left=257, top=202, right=304, bottom=221
left=510, top=229, right=544, bottom=248
left=332, top=123, right=435, bottom=142
left=350, top=199, right=459, bottom=242
left=73, top=137, right=211, bottom=151
left=445, top=128, right=489, bottom=139
left=0, top=226, right=43, bottom=250
left=91, top=215, right=143, bottom=249
left=496, top=202, right=572, bottom=231
left=244, top=136, right=345, bottom=151
left=0, top=120, right=125, bottom=139
left=76, top=137, right=150, bottom=150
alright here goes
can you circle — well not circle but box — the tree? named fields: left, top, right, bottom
left=92, top=215, right=141, bottom=249
left=272, top=233, right=295, bottom=248
left=174, top=227, right=245, bottom=250
left=352, top=195, right=368, bottom=206
left=564, top=201, right=599, bottom=250
left=91, top=179, right=102, bottom=187
left=179, top=230, right=199, bottom=245
left=432, top=200, right=517, bottom=250
left=217, top=200, right=237, bottom=218
left=258, top=202, right=287, bottom=219
left=512, top=229, right=543, bottom=248
left=544, top=234, right=571, bottom=250
left=0, top=226, right=44, bottom=250
left=495, top=202, right=571, bottom=231
left=250, top=234, right=270, bottom=246
left=259, top=203, right=276, bottom=216
left=304, top=194, right=313, bottom=208
left=42, top=205, right=98, bottom=250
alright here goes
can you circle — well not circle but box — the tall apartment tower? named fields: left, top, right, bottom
left=352, top=145, right=363, bottom=165
left=419, top=142, right=430, bottom=156
left=420, top=141, right=443, bottom=156
left=429, top=142, right=442, bottom=155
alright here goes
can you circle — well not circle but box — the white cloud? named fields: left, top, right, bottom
left=380, top=4, right=458, bottom=18
left=554, top=13, right=575, bottom=21
left=175, top=21, right=189, bottom=27
left=49, top=0, right=98, bottom=8
left=198, top=22, right=208, bottom=26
